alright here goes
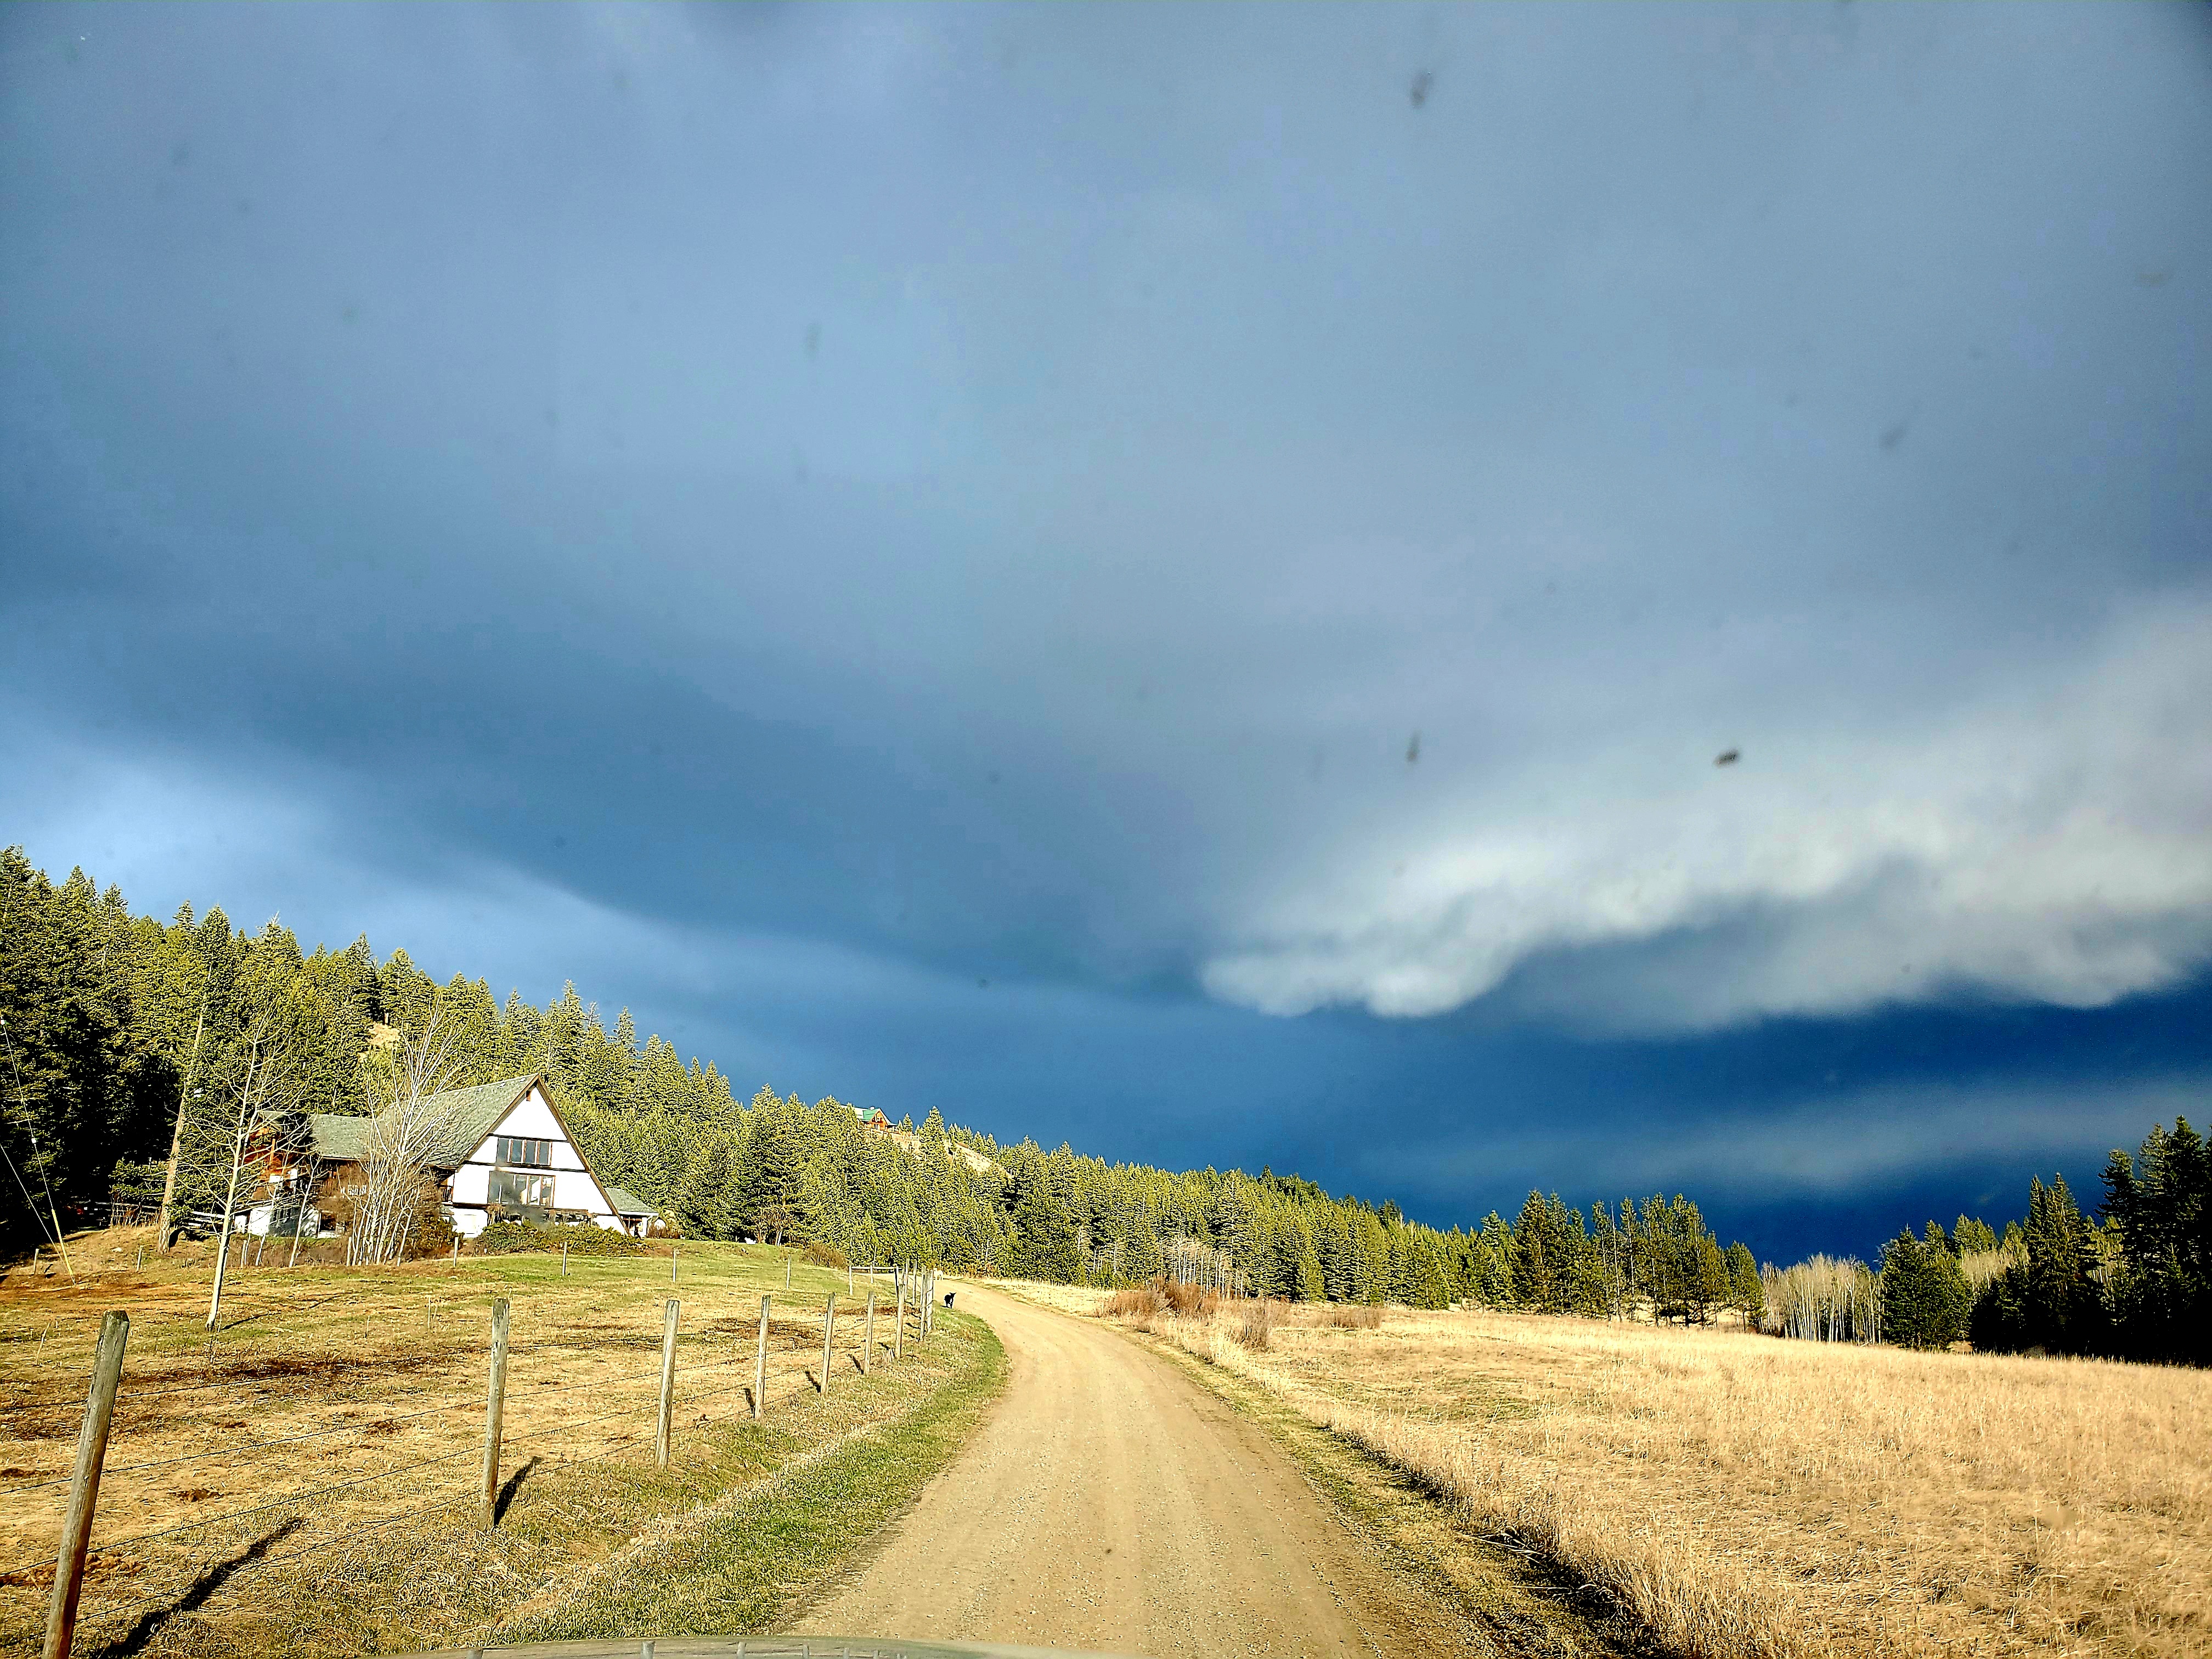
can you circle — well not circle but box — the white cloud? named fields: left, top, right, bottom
left=1200, top=595, right=2212, bottom=1030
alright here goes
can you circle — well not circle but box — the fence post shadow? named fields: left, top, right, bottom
left=86, top=1516, right=304, bottom=1659
left=492, top=1455, right=542, bottom=1525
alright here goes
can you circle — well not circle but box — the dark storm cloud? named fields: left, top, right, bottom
left=4, top=3, right=2209, bottom=1254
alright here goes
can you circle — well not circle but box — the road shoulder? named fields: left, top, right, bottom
left=486, top=1310, right=1009, bottom=1647
left=985, top=1283, right=1645, bottom=1658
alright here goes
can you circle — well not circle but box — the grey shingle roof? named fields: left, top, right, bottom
left=307, top=1074, right=540, bottom=1170
left=603, top=1186, right=656, bottom=1216
left=307, top=1112, right=374, bottom=1163
left=413, top=1074, right=539, bottom=1167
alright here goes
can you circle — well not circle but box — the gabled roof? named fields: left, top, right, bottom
left=307, top=1111, right=374, bottom=1163
left=307, top=1074, right=543, bottom=1171
left=603, top=1186, right=656, bottom=1217
left=413, top=1074, right=541, bottom=1167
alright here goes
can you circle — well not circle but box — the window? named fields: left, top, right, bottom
left=496, top=1136, right=553, bottom=1168
left=488, top=1169, right=556, bottom=1209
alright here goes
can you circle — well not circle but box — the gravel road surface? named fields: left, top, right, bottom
left=797, top=1282, right=1459, bottom=1658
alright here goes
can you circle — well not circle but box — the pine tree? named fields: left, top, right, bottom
left=1355, top=1209, right=1391, bottom=1305
left=1009, top=1165, right=1082, bottom=1283
left=1953, top=1215, right=1999, bottom=1255
left=1689, top=1235, right=1731, bottom=1324
left=1881, top=1227, right=1970, bottom=1349
left=2022, top=1175, right=2102, bottom=1352
left=672, top=1139, right=738, bottom=1239
left=1725, top=1240, right=1764, bottom=1327
left=2101, top=1119, right=2210, bottom=1364
left=738, top=1093, right=806, bottom=1242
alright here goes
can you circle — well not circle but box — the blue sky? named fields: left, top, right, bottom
left=4, top=3, right=2208, bottom=1262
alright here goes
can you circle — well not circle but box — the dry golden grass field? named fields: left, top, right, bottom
left=1, top=1228, right=998, bottom=1659
left=1011, top=1280, right=2211, bottom=1659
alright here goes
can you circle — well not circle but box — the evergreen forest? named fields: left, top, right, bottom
left=3, top=849, right=2204, bottom=1362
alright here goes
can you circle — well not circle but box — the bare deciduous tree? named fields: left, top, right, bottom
left=1761, top=1254, right=1884, bottom=1342
left=156, top=988, right=208, bottom=1251
left=1164, top=1235, right=1240, bottom=1294
left=346, top=1007, right=471, bottom=1266
left=204, top=1002, right=302, bottom=1329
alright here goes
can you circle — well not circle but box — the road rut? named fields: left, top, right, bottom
left=797, top=1282, right=1457, bottom=1658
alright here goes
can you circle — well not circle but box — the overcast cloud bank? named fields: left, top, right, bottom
left=4, top=2, right=2208, bottom=1255
left=1204, top=597, right=2212, bottom=1029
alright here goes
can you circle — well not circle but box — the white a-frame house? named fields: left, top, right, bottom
left=306, top=1073, right=658, bottom=1239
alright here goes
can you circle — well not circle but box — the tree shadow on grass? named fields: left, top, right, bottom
left=84, top=1516, right=303, bottom=1659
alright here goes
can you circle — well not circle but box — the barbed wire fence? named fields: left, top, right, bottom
left=1, top=1263, right=943, bottom=1659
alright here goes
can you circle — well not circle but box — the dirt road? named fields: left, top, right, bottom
left=797, top=1282, right=1457, bottom=1658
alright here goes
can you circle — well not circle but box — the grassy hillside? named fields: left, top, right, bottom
left=0, top=1232, right=1000, bottom=1658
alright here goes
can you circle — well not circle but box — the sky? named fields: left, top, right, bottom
left=3, top=2, right=2208, bottom=1263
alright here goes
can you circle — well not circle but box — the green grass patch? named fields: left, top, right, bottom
left=493, top=1310, right=1006, bottom=1642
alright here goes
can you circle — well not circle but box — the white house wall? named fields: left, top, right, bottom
left=444, top=1084, right=625, bottom=1237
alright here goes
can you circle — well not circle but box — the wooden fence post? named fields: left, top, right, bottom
left=561, top=1238, right=568, bottom=1277
left=654, top=1298, right=679, bottom=1468
left=864, top=1288, right=876, bottom=1374
left=848, top=1262, right=854, bottom=1296
left=894, top=1277, right=905, bottom=1362
left=785, top=1251, right=792, bottom=1289
left=752, top=1294, right=770, bottom=1421
left=206, top=1226, right=234, bottom=1331
left=672, top=1240, right=679, bottom=1284
left=820, top=1294, right=837, bottom=1393
left=479, top=1298, right=510, bottom=1530
left=42, top=1310, right=128, bottom=1659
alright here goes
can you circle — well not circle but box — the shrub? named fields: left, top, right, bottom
left=1103, top=1283, right=1165, bottom=1318
left=802, top=1238, right=849, bottom=1269
left=1159, top=1278, right=1218, bottom=1317
left=470, top=1221, right=646, bottom=1257
left=405, top=1199, right=456, bottom=1260
left=1234, top=1297, right=1276, bottom=1351
left=1101, top=1276, right=1229, bottom=1324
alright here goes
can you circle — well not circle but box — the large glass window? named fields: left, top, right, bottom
left=488, top=1169, right=555, bottom=1209
left=496, top=1136, right=554, bottom=1168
